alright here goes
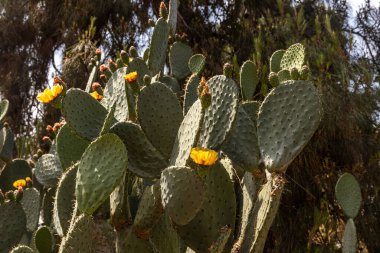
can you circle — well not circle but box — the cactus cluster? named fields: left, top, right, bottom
left=0, top=1, right=325, bottom=252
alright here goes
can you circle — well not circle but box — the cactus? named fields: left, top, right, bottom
left=76, top=133, right=128, bottom=214
left=148, top=18, right=170, bottom=75
left=335, top=173, right=362, bottom=253
left=0, top=201, right=27, bottom=252
left=169, top=41, right=193, bottom=80
left=0, top=159, right=32, bottom=191
left=240, top=60, right=258, bottom=101
left=0, top=125, right=14, bottom=162
left=20, top=187, right=40, bottom=232
left=34, top=226, right=54, bottom=253
left=0, top=4, right=326, bottom=252
left=53, top=165, right=77, bottom=236
left=188, top=54, right=206, bottom=75
left=35, top=154, right=63, bottom=187
left=161, top=166, right=206, bottom=225
left=137, top=81, right=183, bottom=158
left=257, top=80, right=321, bottom=172
left=10, top=245, right=34, bottom=253
left=56, top=124, right=90, bottom=170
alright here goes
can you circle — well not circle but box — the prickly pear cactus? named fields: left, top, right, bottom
left=1, top=3, right=325, bottom=252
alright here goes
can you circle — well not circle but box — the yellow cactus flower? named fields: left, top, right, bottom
left=90, top=91, right=103, bottom=101
left=37, top=84, right=63, bottom=103
left=13, top=179, right=26, bottom=189
left=190, top=147, right=218, bottom=166
left=25, top=177, right=32, bottom=183
left=124, top=71, right=138, bottom=83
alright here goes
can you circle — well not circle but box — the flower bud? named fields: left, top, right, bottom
left=268, top=72, right=279, bottom=87
left=159, top=1, right=168, bottom=19
left=223, top=63, right=233, bottom=78
left=290, top=67, right=300, bottom=80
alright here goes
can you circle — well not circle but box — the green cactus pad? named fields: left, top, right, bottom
left=100, top=103, right=116, bottom=135
left=169, top=100, right=203, bottom=167
left=209, top=226, right=232, bottom=253
left=62, top=88, right=109, bottom=140
left=34, top=226, right=54, bottom=253
left=10, top=245, right=34, bottom=253
left=280, top=43, right=305, bottom=70
left=35, top=154, right=63, bottom=187
left=0, top=201, right=27, bottom=252
left=232, top=173, right=258, bottom=252
left=222, top=106, right=260, bottom=172
left=53, top=165, right=77, bottom=237
left=241, top=101, right=260, bottom=125
left=167, top=0, right=178, bottom=35
left=58, top=214, right=96, bottom=253
left=76, top=133, right=128, bottom=214
left=188, top=54, right=206, bottom=74
left=0, top=126, right=14, bottom=162
left=160, top=75, right=181, bottom=96
left=148, top=18, right=170, bottom=75
left=137, top=82, right=183, bottom=158
left=0, top=99, right=9, bottom=122
left=93, top=221, right=116, bottom=253
left=134, top=182, right=163, bottom=231
left=176, top=159, right=236, bottom=252
left=150, top=213, right=182, bottom=253
left=257, top=80, right=321, bottom=172
left=57, top=124, right=90, bottom=170
left=0, top=159, right=32, bottom=192
left=110, top=122, right=167, bottom=178
left=41, top=188, right=54, bottom=225
left=101, top=67, right=130, bottom=122
left=269, top=49, right=285, bottom=73
left=342, top=218, right=357, bottom=253
left=198, top=75, right=239, bottom=150
left=250, top=173, right=285, bottom=253
left=169, top=42, right=193, bottom=80
left=161, top=166, right=206, bottom=225
left=20, top=187, right=40, bottom=232
left=124, top=231, right=154, bottom=253
left=240, top=60, right=258, bottom=101
left=277, top=69, right=291, bottom=83
left=109, top=174, right=129, bottom=229
left=183, top=74, right=200, bottom=115
left=127, top=57, right=150, bottom=87
left=335, top=173, right=362, bottom=218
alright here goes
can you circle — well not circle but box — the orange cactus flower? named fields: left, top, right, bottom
left=37, top=84, right=63, bottom=104
left=90, top=91, right=103, bottom=101
left=13, top=179, right=26, bottom=189
left=124, top=71, right=138, bottom=83
left=190, top=147, right=218, bottom=166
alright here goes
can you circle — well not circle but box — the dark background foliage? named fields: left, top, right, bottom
left=0, top=0, right=379, bottom=251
